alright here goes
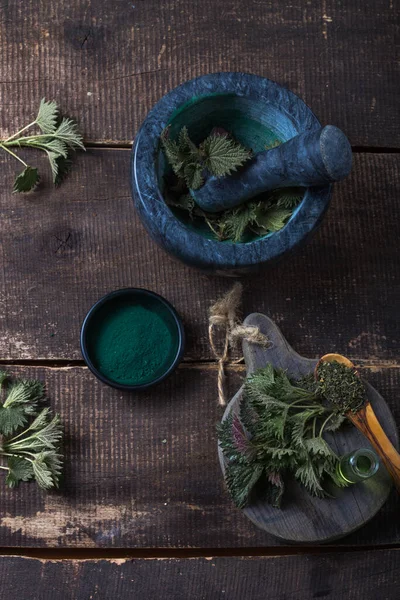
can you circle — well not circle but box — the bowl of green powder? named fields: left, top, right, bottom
left=80, top=288, right=185, bottom=390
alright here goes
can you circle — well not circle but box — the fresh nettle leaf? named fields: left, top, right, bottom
left=160, top=127, right=184, bottom=176
left=0, top=379, right=44, bottom=435
left=178, top=126, right=199, bottom=162
left=5, top=456, right=34, bottom=488
left=218, top=364, right=348, bottom=510
left=53, top=117, right=85, bottom=150
left=0, top=371, right=63, bottom=490
left=200, top=134, right=251, bottom=177
left=12, top=166, right=40, bottom=193
left=273, top=188, right=304, bottom=210
left=324, top=412, right=347, bottom=432
left=183, top=162, right=204, bottom=190
left=165, top=192, right=196, bottom=217
left=225, top=461, right=264, bottom=509
left=222, top=202, right=258, bottom=243
left=54, top=155, right=74, bottom=187
left=36, top=98, right=58, bottom=134
left=254, top=206, right=292, bottom=233
left=0, top=98, right=84, bottom=193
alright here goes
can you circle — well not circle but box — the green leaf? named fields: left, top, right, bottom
left=221, top=202, right=258, bottom=243
left=290, top=410, right=317, bottom=448
left=160, top=127, right=183, bottom=174
left=305, top=437, right=336, bottom=458
left=225, top=461, right=264, bottom=509
left=183, top=162, right=204, bottom=190
left=46, top=151, right=60, bottom=183
left=34, top=414, right=62, bottom=449
left=324, top=412, right=347, bottom=432
left=36, top=98, right=58, bottom=134
left=54, top=155, right=73, bottom=187
left=165, top=192, right=196, bottom=216
left=6, top=456, right=34, bottom=488
left=200, top=134, right=251, bottom=177
left=12, top=166, right=40, bottom=193
left=218, top=413, right=249, bottom=464
left=273, top=188, right=304, bottom=210
left=3, top=380, right=44, bottom=410
left=239, top=397, right=259, bottom=437
left=35, top=450, right=63, bottom=487
left=295, top=458, right=326, bottom=497
left=0, top=405, right=27, bottom=436
left=28, top=407, right=52, bottom=431
left=54, top=117, right=85, bottom=150
left=0, top=379, right=44, bottom=435
left=254, top=206, right=292, bottom=233
left=42, top=138, right=69, bottom=158
left=178, top=126, right=199, bottom=161
left=31, top=453, right=55, bottom=490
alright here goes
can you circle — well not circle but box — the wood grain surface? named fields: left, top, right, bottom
left=0, top=364, right=398, bottom=548
left=0, top=1, right=399, bottom=590
left=0, top=1, right=399, bottom=147
left=1, top=551, right=400, bottom=599
left=219, top=314, right=397, bottom=543
left=0, top=151, right=398, bottom=363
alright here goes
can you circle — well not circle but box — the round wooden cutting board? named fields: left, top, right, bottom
left=218, top=313, right=399, bottom=543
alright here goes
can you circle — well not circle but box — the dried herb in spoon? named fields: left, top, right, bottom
left=316, top=361, right=367, bottom=414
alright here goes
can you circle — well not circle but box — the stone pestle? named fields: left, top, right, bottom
left=190, top=125, right=352, bottom=213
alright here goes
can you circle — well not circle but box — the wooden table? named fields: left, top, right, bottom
left=0, top=1, right=399, bottom=598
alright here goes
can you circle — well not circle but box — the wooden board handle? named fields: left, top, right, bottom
left=348, top=403, right=400, bottom=494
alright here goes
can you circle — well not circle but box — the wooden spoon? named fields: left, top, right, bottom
left=316, top=353, right=400, bottom=494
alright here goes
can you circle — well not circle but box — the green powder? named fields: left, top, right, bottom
left=90, top=303, right=178, bottom=385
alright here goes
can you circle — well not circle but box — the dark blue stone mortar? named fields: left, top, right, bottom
left=131, top=72, right=331, bottom=275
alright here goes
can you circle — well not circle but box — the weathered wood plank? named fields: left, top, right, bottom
left=0, top=150, right=398, bottom=363
left=0, top=0, right=399, bottom=146
left=1, top=551, right=400, bottom=599
left=0, top=365, right=398, bottom=548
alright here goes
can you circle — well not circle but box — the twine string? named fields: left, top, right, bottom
left=208, top=283, right=270, bottom=406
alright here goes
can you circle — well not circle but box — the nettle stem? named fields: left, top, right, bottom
left=319, top=412, right=335, bottom=437
left=3, top=120, right=37, bottom=142
left=0, top=143, right=28, bottom=167
left=5, top=134, right=51, bottom=144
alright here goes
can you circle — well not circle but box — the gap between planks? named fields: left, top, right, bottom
left=0, top=359, right=398, bottom=370
left=83, top=142, right=400, bottom=153
left=0, top=544, right=399, bottom=561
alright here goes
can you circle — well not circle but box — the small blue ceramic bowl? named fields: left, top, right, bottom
left=80, top=288, right=185, bottom=391
left=132, top=72, right=331, bottom=275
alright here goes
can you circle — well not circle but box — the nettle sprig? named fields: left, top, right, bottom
left=161, top=126, right=304, bottom=242
left=0, top=371, right=63, bottom=490
left=0, top=99, right=85, bottom=193
left=218, top=365, right=347, bottom=509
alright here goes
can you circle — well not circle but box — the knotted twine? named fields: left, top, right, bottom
left=208, top=282, right=270, bottom=406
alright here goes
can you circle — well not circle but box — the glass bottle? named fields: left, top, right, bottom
left=336, top=448, right=380, bottom=485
